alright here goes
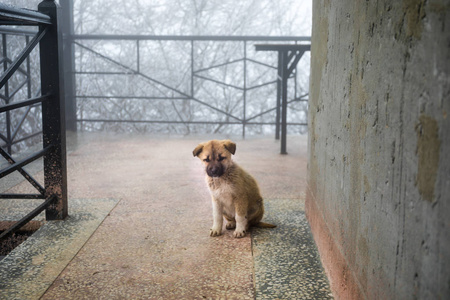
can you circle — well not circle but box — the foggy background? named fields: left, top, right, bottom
left=1, top=0, right=312, bottom=153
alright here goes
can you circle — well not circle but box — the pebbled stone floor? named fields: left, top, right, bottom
left=0, top=133, right=332, bottom=299
left=252, top=198, right=333, bottom=300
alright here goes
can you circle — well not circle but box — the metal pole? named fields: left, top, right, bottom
left=38, top=0, right=68, bottom=220
left=61, top=0, right=77, bottom=131
left=275, top=51, right=282, bottom=140
left=26, top=36, right=32, bottom=99
left=2, top=34, right=12, bottom=154
left=280, top=51, right=288, bottom=155
left=243, top=41, right=247, bottom=138
left=191, top=40, right=194, bottom=98
left=136, top=40, right=140, bottom=73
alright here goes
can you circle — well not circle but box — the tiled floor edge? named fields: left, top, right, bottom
left=0, top=198, right=119, bottom=300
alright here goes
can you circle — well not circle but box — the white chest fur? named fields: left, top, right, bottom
left=207, top=177, right=235, bottom=217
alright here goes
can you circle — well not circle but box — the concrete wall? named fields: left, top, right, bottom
left=306, top=1, right=449, bottom=299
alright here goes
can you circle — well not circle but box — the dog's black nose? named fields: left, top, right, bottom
left=207, top=164, right=224, bottom=177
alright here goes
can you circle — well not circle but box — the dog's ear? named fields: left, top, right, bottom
left=193, top=143, right=204, bottom=157
left=223, top=140, right=236, bottom=155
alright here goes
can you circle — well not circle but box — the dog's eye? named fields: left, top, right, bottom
left=203, top=158, right=210, bottom=162
left=218, top=156, right=225, bottom=161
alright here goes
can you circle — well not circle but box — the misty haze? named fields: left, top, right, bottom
left=1, top=0, right=311, bottom=154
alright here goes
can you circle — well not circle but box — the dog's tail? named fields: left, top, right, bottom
left=255, top=222, right=277, bottom=228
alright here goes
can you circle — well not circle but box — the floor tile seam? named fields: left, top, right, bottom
left=0, top=198, right=119, bottom=299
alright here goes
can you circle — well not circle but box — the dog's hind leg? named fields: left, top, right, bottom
left=233, top=213, right=248, bottom=238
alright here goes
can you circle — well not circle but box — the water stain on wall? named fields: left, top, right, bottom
left=403, top=0, right=426, bottom=40
left=415, top=114, right=440, bottom=202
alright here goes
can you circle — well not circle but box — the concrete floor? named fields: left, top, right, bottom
left=0, top=133, right=332, bottom=299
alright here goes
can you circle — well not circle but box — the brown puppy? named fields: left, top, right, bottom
left=193, top=139, right=276, bottom=238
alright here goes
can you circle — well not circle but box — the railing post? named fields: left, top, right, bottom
left=243, top=41, right=247, bottom=139
left=2, top=34, right=12, bottom=154
left=60, top=0, right=77, bottom=132
left=275, top=51, right=282, bottom=141
left=38, top=0, right=68, bottom=220
left=280, top=51, right=288, bottom=155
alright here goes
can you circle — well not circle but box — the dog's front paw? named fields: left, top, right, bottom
left=233, top=229, right=246, bottom=238
left=210, top=227, right=222, bottom=237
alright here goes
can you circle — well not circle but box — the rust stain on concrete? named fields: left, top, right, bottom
left=403, top=0, right=426, bottom=40
left=415, top=114, right=441, bottom=202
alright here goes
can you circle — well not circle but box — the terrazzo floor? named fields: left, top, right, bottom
left=0, top=133, right=332, bottom=299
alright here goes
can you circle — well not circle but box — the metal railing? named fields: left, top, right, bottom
left=68, top=34, right=310, bottom=140
left=0, top=0, right=68, bottom=240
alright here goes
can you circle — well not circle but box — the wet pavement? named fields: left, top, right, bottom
left=0, top=133, right=332, bottom=299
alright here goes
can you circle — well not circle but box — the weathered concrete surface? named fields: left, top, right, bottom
left=0, top=198, right=118, bottom=300
left=2, top=134, right=332, bottom=299
left=307, top=1, right=450, bottom=299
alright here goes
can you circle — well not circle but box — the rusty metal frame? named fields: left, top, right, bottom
left=0, top=0, right=68, bottom=241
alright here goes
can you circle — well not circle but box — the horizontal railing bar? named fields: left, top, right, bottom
left=0, top=195, right=55, bottom=241
left=246, top=122, right=307, bottom=126
left=78, top=119, right=244, bottom=125
left=77, top=119, right=307, bottom=126
left=0, top=194, right=45, bottom=199
left=0, top=4, right=51, bottom=26
left=76, top=95, right=189, bottom=100
left=75, top=71, right=137, bottom=75
left=73, top=34, right=311, bottom=42
left=0, top=145, right=52, bottom=179
left=0, top=26, right=37, bottom=36
left=0, top=95, right=49, bottom=113
left=255, top=44, right=312, bottom=52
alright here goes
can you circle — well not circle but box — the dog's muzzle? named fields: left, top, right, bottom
left=207, top=164, right=224, bottom=177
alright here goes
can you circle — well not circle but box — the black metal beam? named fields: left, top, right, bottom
left=0, top=147, right=45, bottom=195
left=76, top=95, right=190, bottom=100
left=255, top=44, right=311, bottom=154
left=38, top=0, right=68, bottom=220
left=76, top=119, right=307, bottom=126
left=0, top=26, right=37, bottom=36
left=61, top=0, right=77, bottom=131
left=0, top=95, right=50, bottom=113
left=73, top=34, right=311, bottom=42
left=254, top=44, right=311, bottom=52
left=0, top=3, right=51, bottom=26
left=0, top=195, right=55, bottom=241
left=0, top=194, right=46, bottom=199
left=0, top=145, right=52, bottom=179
